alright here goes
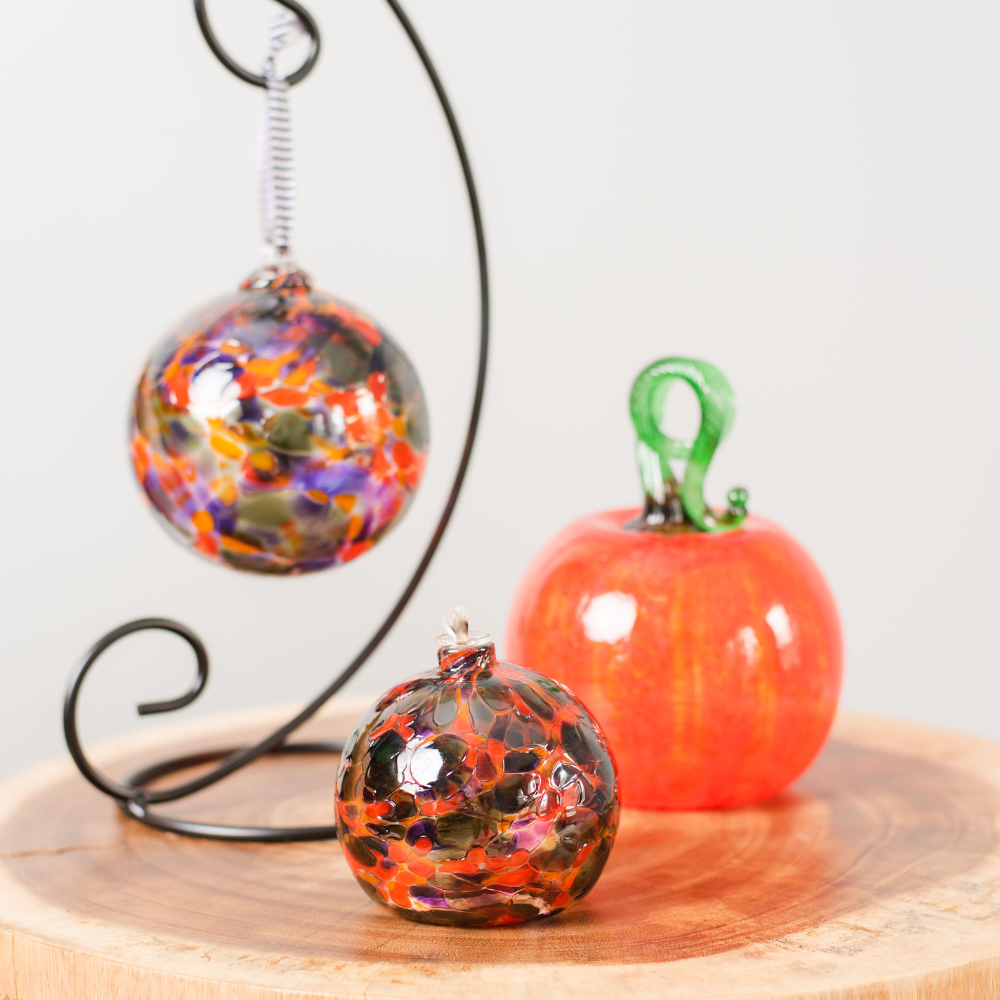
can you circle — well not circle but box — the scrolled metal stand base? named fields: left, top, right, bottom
left=122, top=743, right=343, bottom=843
left=62, top=0, right=489, bottom=844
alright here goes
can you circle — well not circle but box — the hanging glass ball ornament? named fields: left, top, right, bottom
left=128, top=10, right=428, bottom=575
left=131, top=269, right=427, bottom=574
left=335, top=609, right=620, bottom=926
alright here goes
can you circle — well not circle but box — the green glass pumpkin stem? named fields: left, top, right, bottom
left=629, top=357, right=748, bottom=533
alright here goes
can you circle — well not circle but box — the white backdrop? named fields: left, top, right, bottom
left=1, top=0, right=998, bottom=778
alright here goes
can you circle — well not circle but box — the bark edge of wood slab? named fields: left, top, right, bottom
left=0, top=704, right=998, bottom=999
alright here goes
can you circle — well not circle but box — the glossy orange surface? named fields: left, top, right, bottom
left=506, top=511, right=842, bottom=809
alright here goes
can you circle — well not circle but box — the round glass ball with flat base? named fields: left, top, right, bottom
left=335, top=609, right=620, bottom=926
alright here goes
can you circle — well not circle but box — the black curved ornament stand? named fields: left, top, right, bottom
left=63, top=0, right=489, bottom=843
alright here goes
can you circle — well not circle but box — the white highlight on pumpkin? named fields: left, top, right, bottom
left=736, top=625, right=759, bottom=664
left=766, top=604, right=793, bottom=649
left=581, top=592, right=637, bottom=644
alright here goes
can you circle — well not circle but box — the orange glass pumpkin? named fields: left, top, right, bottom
left=506, top=358, right=842, bottom=809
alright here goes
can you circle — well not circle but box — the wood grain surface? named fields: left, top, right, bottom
left=0, top=703, right=998, bottom=999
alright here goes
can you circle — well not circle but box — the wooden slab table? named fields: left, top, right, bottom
left=0, top=702, right=998, bottom=999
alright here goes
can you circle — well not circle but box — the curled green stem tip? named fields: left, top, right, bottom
left=629, top=357, right=748, bottom=533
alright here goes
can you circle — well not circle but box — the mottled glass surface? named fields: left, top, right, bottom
left=131, top=270, right=427, bottom=574
left=335, top=636, right=620, bottom=926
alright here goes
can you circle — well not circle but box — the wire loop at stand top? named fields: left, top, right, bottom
left=194, top=0, right=321, bottom=88
left=61, top=0, right=490, bottom=843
